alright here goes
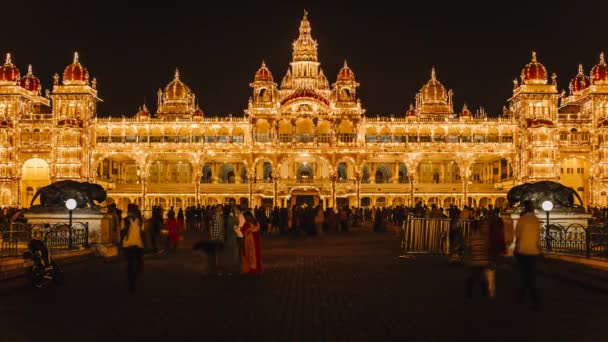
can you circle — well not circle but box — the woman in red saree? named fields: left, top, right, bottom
left=241, top=211, right=262, bottom=275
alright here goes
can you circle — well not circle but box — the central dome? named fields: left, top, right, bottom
left=165, top=69, right=191, bottom=100
left=420, top=68, right=447, bottom=104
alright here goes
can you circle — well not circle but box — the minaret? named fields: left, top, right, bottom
left=289, top=10, right=321, bottom=89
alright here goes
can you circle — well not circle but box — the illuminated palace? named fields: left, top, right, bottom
left=1, top=13, right=607, bottom=215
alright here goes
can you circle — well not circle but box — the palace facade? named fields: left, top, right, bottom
left=1, top=13, right=606, bottom=215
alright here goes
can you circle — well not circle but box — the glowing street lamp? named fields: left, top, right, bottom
left=542, top=200, right=553, bottom=251
left=65, top=198, right=77, bottom=249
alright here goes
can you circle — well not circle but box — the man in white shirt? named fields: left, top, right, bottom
left=514, top=200, right=542, bottom=307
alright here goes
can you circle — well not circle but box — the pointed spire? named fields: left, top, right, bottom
left=299, top=9, right=311, bottom=35
left=531, top=50, right=537, bottom=62
left=142, top=103, right=149, bottom=112
left=174, top=68, right=180, bottom=79
left=409, top=103, right=414, bottom=110
left=601, top=52, right=605, bottom=65
left=27, top=64, right=33, bottom=75
left=578, top=64, right=584, bottom=75
left=73, top=51, right=79, bottom=64
left=431, top=67, right=436, bottom=81
left=261, top=60, right=266, bottom=67
left=344, top=59, right=349, bottom=69
left=5, top=53, right=11, bottom=65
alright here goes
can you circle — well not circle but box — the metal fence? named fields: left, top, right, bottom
left=401, top=217, right=475, bottom=255
left=540, top=223, right=608, bottom=258
left=0, top=222, right=89, bottom=258
left=401, top=216, right=608, bottom=259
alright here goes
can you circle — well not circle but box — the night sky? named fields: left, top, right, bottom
left=3, top=1, right=607, bottom=118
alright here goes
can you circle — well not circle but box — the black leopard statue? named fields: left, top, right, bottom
left=507, top=181, right=584, bottom=210
left=30, top=180, right=107, bottom=209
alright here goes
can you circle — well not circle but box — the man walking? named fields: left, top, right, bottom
left=514, top=200, right=542, bottom=308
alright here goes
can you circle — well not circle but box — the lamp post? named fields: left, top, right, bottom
left=65, top=198, right=77, bottom=249
left=542, top=200, right=553, bottom=251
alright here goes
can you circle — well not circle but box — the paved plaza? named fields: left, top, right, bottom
left=1, top=231, right=608, bottom=342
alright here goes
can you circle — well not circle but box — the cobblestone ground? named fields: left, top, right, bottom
left=2, top=230, right=608, bottom=342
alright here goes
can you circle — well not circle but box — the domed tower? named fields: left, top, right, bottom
left=509, top=51, right=559, bottom=182
left=591, top=52, right=608, bottom=86
left=249, top=61, right=278, bottom=107
left=0, top=53, right=51, bottom=206
left=289, top=10, right=320, bottom=89
left=415, top=67, right=453, bottom=117
left=331, top=60, right=359, bottom=105
left=156, top=69, right=196, bottom=118
left=50, top=52, right=101, bottom=182
left=560, top=64, right=591, bottom=113
left=20, top=65, right=42, bottom=95
left=0, top=53, right=20, bottom=86
left=136, top=104, right=150, bottom=120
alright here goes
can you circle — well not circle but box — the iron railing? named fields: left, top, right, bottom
left=540, top=223, right=608, bottom=258
left=401, top=217, right=608, bottom=259
left=0, top=222, right=89, bottom=258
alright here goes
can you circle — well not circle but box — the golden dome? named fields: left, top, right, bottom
left=420, top=67, right=447, bottom=104
left=165, top=69, right=191, bottom=100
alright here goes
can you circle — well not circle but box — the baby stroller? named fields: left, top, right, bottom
left=22, top=236, right=64, bottom=288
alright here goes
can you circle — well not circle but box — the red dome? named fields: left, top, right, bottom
left=460, top=104, right=472, bottom=117
left=137, top=105, right=150, bottom=117
left=521, top=51, right=547, bottom=84
left=0, top=53, right=20, bottom=83
left=337, top=60, right=354, bottom=80
left=254, top=61, right=273, bottom=82
left=63, top=52, right=88, bottom=83
left=569, top=64, right=590, bottom=93
left=591, top=52, right=608, bottom=85
left=406, top=104, right=417, bottom=117
left=192, top=107, right=204, bottom=117
left=20, top=65, right=41, bottom=93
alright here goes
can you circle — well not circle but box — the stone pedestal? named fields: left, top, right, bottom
left=25, top=208, right=112, bottom=244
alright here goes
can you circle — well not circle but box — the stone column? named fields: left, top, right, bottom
left=273, top=170, right=279, bottom=207
left=355, top=171, right=361, bottom=208
left=248, top=172, right=254, bottom=207
left=331, top=172, right=337, bottom=210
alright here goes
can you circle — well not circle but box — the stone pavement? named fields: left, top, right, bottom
left=1, top=231, right=608, bottom=342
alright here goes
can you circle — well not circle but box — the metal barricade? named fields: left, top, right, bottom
left=401, top=217, right=451, bottom=255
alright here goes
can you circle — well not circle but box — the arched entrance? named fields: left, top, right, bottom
left=289, top=187, right=323, bottom=209
left=21, top=158, right=50, bottom=207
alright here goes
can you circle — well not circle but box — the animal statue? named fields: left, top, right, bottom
left=507, top=181, right=583, bottom=209
left=30, top=180, right=107, bottom=209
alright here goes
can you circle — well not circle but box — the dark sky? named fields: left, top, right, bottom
left=3, top=1, right=607, bottom=117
